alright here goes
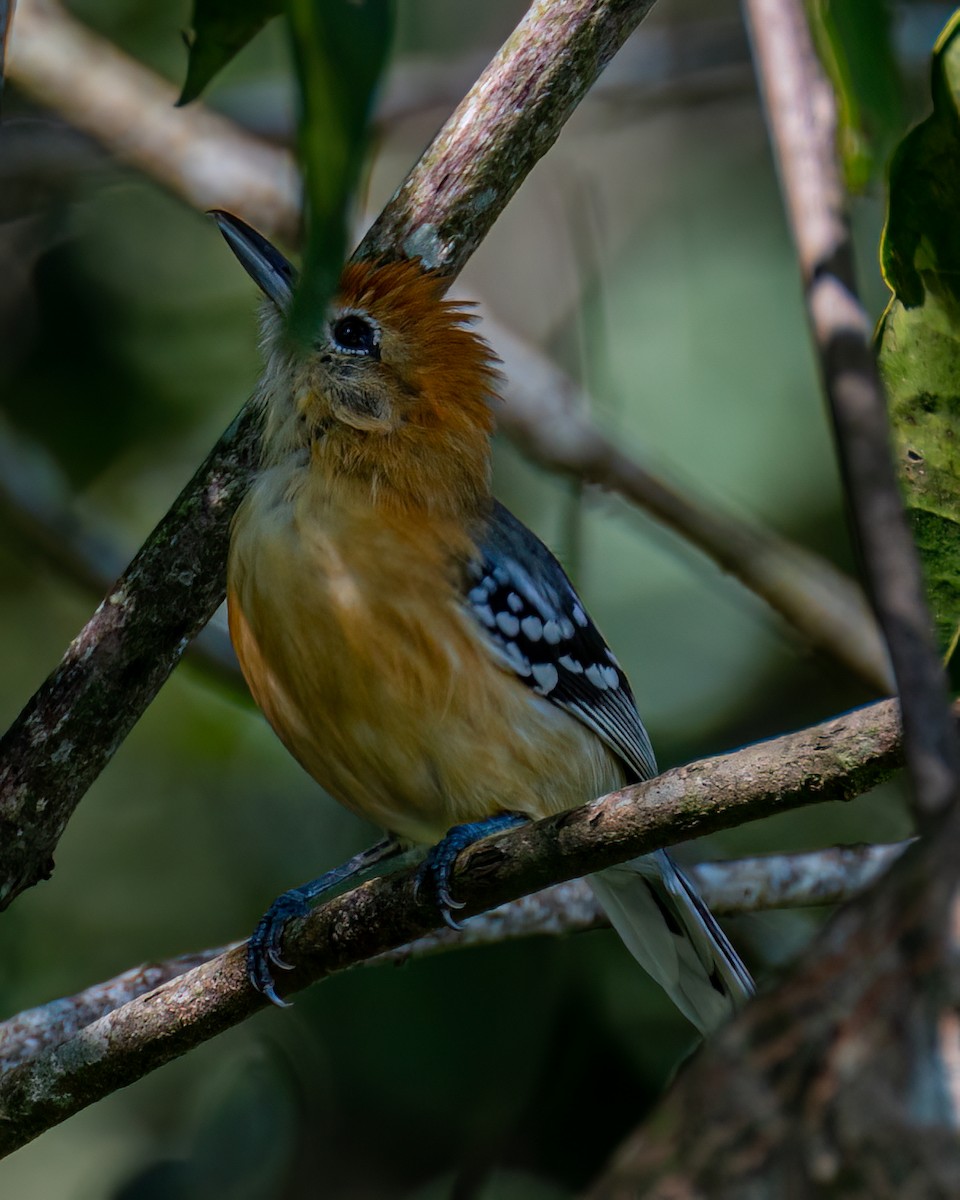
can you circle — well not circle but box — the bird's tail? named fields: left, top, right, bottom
left=589, top=849, right=754, bottom=1034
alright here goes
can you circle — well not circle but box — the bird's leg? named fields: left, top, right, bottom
left=248, top=836, right=404, bottom=1006
left=416, top=812, right=529, bottom=929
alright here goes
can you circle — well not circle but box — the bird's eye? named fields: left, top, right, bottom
left=330, top=313, right=379, bottom=357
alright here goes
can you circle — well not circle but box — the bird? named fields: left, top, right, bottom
left=214, top=210, right=754, bottom=1032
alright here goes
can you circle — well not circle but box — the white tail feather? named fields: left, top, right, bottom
left=589, top=849, right=754, bottom=1034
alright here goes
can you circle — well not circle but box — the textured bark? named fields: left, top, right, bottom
left=0, top=843, right=909, bottom=1075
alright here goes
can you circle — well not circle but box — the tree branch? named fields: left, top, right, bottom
left=353, top=0, right=657, bottom=270
left=689, top=839, right=908, bottom=914
left=0, top=406, right=260, bottom=907
left=0, top=697, right=907, bottom=1156
left=0, top=840, right=909, bottom=1076
left=0, top=0, right=661, bottom=908
left=744, top=0, right=960, bottom=821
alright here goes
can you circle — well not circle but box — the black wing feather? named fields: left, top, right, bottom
left=464, top=501, right=657, bottom=781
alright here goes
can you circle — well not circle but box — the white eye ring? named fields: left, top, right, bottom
left=329, top=309, right=381, bottom=357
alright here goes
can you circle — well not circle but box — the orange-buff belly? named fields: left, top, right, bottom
left=228, top=478, right=625, bottom=845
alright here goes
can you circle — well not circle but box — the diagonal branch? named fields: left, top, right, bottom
left=0, top=697, right=908, bottom=1157
left=0, top=841, right=910, bottom=1076
left=0, top=407, right=260, bottom=907
left=0, top=0, right=661, bottom=908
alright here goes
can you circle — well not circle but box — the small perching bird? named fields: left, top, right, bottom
left=215, top=212, right=754, bottom=1032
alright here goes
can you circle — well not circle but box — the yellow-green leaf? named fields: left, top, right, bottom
left=878, top=10, right=960, bottom=675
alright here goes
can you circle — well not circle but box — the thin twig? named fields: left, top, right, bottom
left=688, top=840, right=909, bottom=914
left=0, top=841, right=909, bottom=1075
left=743, top=0, right=960, bottom=821
left=0, top=697, right=909, bottom=1156
left=0, top=0, right=662, bottom=908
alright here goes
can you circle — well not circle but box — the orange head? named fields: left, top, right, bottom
left=214, top=212, right=499, bottom=518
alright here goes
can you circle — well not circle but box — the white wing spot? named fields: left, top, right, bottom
left=586, top=664, right=609, bottom=689
left=521, top=615, right=543, bottom=641
left=572, top=604, right=588, bottom=627
left=496, top=611, right=521, bottom=637
left=558, top=655, right=584, bottom=674
left=602, top=665, right=620, bottom=688
left=507, top=592, right=524, bottom=613
left=531, top=662, right=559, bottom=694
left=542, top=620, right=562, bottom=645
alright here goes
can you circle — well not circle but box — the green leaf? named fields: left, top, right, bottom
left=285, top=0, right=394, bottom=347
left=877, top=10, right=960, bottom=671
left=808, top=0, right=904, bottom=192
left=178, top=0, right=281, bottom=106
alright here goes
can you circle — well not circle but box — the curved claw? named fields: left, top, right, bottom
left=437, top=886, right=466, bottom=913
left=441, top=908, right=464, bottom=932
left=263, top=983, right=293, bottom=1009
left=417, top=813, right=528, bottom=927
left=247, top=889, right=311, bottom=1005
left=247, top=838, right=404, bottom=1007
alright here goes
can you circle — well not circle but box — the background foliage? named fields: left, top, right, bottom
left=0, top=0, right=953, bottom=1195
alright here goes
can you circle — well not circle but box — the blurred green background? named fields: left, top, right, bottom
left=0, top=0, right=949, bottom=1196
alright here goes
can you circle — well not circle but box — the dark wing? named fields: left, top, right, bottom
left=464, top=501, right=657, bottom=781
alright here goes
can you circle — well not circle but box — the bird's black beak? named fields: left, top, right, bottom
left=210, top=210, right=297, bottom=310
